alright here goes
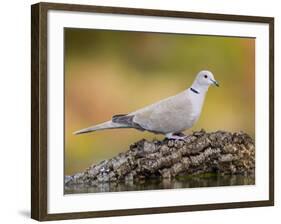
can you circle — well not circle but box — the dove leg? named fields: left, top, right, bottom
left=174, top=132, right=186, bottom=137
left=165, top=132, right=187, bottom=140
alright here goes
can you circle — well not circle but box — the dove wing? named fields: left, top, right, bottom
left=131, top=92, right=196, bottom=134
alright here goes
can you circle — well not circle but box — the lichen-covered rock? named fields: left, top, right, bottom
left=65, top=130, right=255, bottom=186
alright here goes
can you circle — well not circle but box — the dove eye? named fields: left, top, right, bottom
left=204, top=75, right=208, bottom=78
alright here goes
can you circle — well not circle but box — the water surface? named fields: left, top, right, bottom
left=65, top=174, right=255, bottom=194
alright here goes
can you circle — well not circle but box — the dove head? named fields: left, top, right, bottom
left=191, top=70, right=219, bottom=93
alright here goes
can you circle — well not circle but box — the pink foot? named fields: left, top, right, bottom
left=165, top=133, right=187, bottom=141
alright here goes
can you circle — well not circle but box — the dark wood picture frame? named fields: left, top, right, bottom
left=31, top=2, right=274, bottom=221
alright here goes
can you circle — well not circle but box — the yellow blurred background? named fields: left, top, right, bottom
left=64, top=28, right=255, bottom=175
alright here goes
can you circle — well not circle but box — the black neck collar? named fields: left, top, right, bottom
left=190, top=87, right=200, bottom=94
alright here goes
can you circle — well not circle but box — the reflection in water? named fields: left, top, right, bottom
left=65, top=174, right=255, bottom=194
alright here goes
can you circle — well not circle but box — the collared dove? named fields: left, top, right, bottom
left=74, top=70, right=219, bottom=140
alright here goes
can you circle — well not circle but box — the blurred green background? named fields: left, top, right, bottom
left=64, top=28, right=255, bottom=175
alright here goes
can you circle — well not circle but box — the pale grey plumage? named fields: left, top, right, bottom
left=74, top=70, right=219, bottom=139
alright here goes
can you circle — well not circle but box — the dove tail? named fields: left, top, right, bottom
left=73, top=121, right=129, bottom=135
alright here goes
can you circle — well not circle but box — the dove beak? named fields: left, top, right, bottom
left=211, top=79, right=219, bottom=87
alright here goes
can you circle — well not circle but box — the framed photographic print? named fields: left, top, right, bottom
left=31, top=2, right=274, bottom=221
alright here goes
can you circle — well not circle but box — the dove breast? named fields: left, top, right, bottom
left=130, top=90, right=204, bottom=134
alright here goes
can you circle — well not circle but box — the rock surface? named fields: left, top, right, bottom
left=65, top=130, right=255, bottom=187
